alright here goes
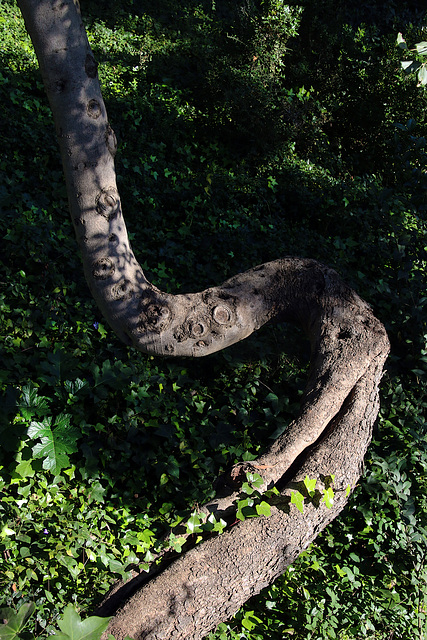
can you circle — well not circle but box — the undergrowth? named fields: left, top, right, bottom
left=0, top=0, right=426, bottom=638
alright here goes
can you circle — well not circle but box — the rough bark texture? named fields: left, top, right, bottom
left=97, top=353, right=387, bottom=640
left=17, top=1, right=390, bottom=639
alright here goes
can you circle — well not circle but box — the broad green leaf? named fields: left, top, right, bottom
left=64, top=378, right=89, bottom=395
left=206, top=514, right=227, bottom=534
left=53, top=605, right=111, bottom=640
left=0, top=603, right=35, bottom=640
left=91, top=360, right=121, bottom=389
left=18, top=384, right=48, bottom=419
left=168, top=535, right=186, bottom=553
left=87, top=480, right=106, bottom=504
left=27, top=414, right=79, bottom=473
left=108, top=558, right=125, bottom=574
left=212, top=518, right=227, bottom=533
left=335, top=564, right=346, bottom=578
left=255, top=501, right=271, bottom=517
left=241, top=611, right=262, bottom=632
left=39, top=350, right=80, bottom=385
left=245, top=472, right=263, bottom=488
left=14, top=459, right=35, bottom=479
left=236, top=497, right=257, bottom=520
left=291, top=490, right=304, bottom=513
left=58, top=555, right=81, bottom=579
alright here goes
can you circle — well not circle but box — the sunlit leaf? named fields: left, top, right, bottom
left=27, top=414, right=79, bottom=473
left=186, top=513, right=202, bottom=534
left=418, top=65, right=427, bottom=86
left=396, top=32, right=407, bottom=49
left=51, top=605, right=111, bottom=640
left=401, top=60, right=420, bottom=73
left=291, top=490, right=304, bottom=513
left=0, top=526, right=15, bottom=539
left=416, top=41, right=427, bottom=55
left=322, top=487, right=335, bottom=509
left=255, top=501, right=271, bottom=517
left=304, top=475, right=317, bottom=497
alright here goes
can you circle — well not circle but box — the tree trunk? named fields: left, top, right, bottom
left=17, top=1, right=390, bottom=638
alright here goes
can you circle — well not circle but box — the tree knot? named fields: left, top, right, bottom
left=96, top=188, right=120, bottom=220
left=138, top=299, right=172, bottom=334
left=93, top=257, right=115, bottom=280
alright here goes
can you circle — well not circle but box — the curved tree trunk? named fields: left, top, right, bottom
left=99, top=356, right=385, bottom=640
left=17, top=1, right=390, bottom=638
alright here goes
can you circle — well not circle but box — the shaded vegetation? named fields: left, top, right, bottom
left=0, top=0, right=426, bottom=638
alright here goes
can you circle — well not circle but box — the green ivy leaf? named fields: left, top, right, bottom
left=241, top=482, right=254, bottom=495
left=58, top=555, right=81, bottom=579
left=255, top=501, right=271, bottom=517
left=291, top=490, right=304, bottom=513
left=245, top=472, right=263, bottom=489
left=211, top=518, right=227, bottom=534
left=166, top=533, right=186, bottom=553
left=206, top=513, right=227, bottom=534
left=241, top=611, right=262, bottom=631
left=0, top=525, right=15, bottom=539
left=13, top=458, right=35, bottom=479
left=0, top=603, right=35, bottom=640
left=87, top=480, right=106, bottom=504
left=322, top=487, right=335, bottom=509
left=108, top=558, right=126, bottom=575
left=236, top=497, right=257, bottom=520
left=303, top=475, right=317, bottom=497
left=185, top=513, right=202, bottom=534
left=50, top=605, right=111, bottom=640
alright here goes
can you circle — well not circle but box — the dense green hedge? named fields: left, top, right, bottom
left=1, top=1, right=426, bottom=638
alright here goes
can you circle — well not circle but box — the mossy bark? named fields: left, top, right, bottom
left=18, top=1, right=390, bottom=638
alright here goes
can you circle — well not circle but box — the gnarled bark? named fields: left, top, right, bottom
left=17, top=1, right=390, bottom=639
left=99, top=355, right=386, bottom=640
left=95, top=278, right=388, bottom=639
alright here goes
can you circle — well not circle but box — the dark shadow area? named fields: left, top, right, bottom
left=78, top=0, right=427, bottom=171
